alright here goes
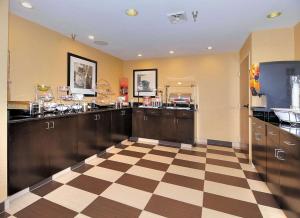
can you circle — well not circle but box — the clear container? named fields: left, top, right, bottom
left=290, top=75, right=300, bottom=110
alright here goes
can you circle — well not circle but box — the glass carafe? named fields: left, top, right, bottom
left=290, top=75, right=300, bottom=110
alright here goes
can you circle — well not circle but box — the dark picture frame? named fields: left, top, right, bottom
left=133, top=69, right=158, bottom=97
left=67, top=52, right=97, bottom=97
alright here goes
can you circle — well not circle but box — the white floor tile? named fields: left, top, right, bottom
left=84, top=166, right=124, bottom=182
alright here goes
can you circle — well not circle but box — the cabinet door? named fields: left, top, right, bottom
left=144, top=109, right=161, bottom=140
left=97, top=111, right=112, bottom=150
left=132, top=109, right=145, bottom=138
left=252, top=118, right=267, bottom=181
left=279, top=131, right=300, bottom=218
left=49, top=117, right=77, bottom=175
left=161, top=110, right=177, bottom=142
left=77, top=113, right=98, bottom=161
left=176, top=118, right=194, bottom=144
left=8, top=120, right=50, bottom=195
left=266, top=125, right=281, bottom=198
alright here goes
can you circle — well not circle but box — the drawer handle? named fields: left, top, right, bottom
left=276, top=150, right=285, bottom=161
left=45, top=122, right=50, bottom=130
left=268, top=131, right=277, bottom=136
left=283, top=141, right=296, bottom=146
left=257, top=125, right=263, bottom=129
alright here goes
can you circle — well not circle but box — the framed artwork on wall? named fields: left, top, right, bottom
left=67, top=52, right=97, bottom=96
left=133, top=69, right=158, bottom=97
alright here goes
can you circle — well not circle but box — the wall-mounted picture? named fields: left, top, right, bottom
left=133, top=69, right=158, bottom=97
left=68, top=53, right=97, bottom=96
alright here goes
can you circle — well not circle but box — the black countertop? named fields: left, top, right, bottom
left=252, top=113, right=300, bottom=138
left=8, top=105, right=196, bottom=124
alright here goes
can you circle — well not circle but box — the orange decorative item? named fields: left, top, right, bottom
left=250, top=64, right=260, bottom=96
left=119, top=77, right=128, bottom=102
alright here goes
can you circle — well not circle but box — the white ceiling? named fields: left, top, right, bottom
left=10, top=0, right=300, bottom=60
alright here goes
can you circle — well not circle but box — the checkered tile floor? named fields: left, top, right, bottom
left=2, top=141, right=287, bottom=218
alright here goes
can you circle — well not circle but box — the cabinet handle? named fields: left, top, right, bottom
left=45, top=122, right=50, bottom=130
left=174, top=119, right=176, bottom=125
left=94, top=114, right=98, bottom=121
left=98, top=114, right=101, bottom=120
left=257, top=125, right=263, bottom=129
left=51, top=121, right=55, bottom=129
left=283, top=141, right=296, bottom=146
left=276, top=150, right=285, bottom=161
left=268, top=131, right=277, bottom=136
left=177, top=119, right=179, bottom=124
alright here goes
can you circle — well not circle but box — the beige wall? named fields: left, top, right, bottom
left=0, top=0, right=8, bottom=202
left=295, top=22, right=300, bottom=60
left=123, top=53, right=240, bottom=144
left=240, top=35, right=252, bottom=64
left=251, top=27, right=295, bottom=63
left=9, top=14, right=123, bottom=101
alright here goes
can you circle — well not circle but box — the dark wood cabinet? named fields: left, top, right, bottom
left=77, top=113, right=99, bottom=161
left=161, top=110, right=177, bottom=142
left=252, top=118, right=267, bottom=181
left=252, top=117, right=300, bottom=218
left=132, top=109, right=146, bottom=138
left=111, top=109, right=132, bottom=144
left=132, top=108, right=194, bottom=144
left=279, top=131, right=300, bottom=218
left=8, top=120, right=51, bottom=195
left=48, top=117, right=77, bottom=175
left=144, top=109, right=161, bottom=140
left=97, top=111, right=113, bottom=149
left=266, top=124, right=281, bottom=199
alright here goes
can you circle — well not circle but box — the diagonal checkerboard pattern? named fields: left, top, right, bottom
left=3, top=141, right=287, bottom=218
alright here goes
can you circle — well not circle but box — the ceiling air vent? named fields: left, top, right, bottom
left=167, top=11, right=187, bottom=24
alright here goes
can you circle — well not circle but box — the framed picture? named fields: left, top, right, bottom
left=133, top=69, right=158, bottom=97
left=67, top=53, right=97, bottom=96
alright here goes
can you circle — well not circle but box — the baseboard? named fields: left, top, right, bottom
left=0, top=200, right=4, bottom=214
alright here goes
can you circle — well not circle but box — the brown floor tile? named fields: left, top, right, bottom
left=179, top=149, right=206, bottom=157
left=132, top=143, right=155, bottom=149
left=67, top=175, right=112, bottom=195
left=203, top=193, right=263, bottom=218
left=136, top=159, right=169, bottom=171
left=98, top=160, right=132, bottom=172
left=145, top=195, right=202, bottom=218
left=31, top=181, right=63, bottom=197
left=149, top=149, right=177, bottom=158
left=82, top=196, right=141, bottom=218
left=195, top=144, right=206, bottom=148
left=72, top=164, right=94, bottom=174
left=239, top=158, right=250, bottom=164
left=244, top=171, right=262, bottom=181
left=118, top=150, right=145, bottom=158
left=162, top=172, right=204, bottom=191
left=207, top=149, right=235, bottom=157
left=253, top=191, right=281, bottom=208
left=205, top=172, right=250, bottom=189
left=99, top=152, right=114, bottom=159
left=115, top=144, right=129, bottom=149
left=14, top=198, right=77, bottom=218
left=172, top=159, right=205, bottom=170
left=116, top=174, right=159, bottom=193
left=206, top=158, right=241, bottom=169
left=0, top=212, right=10, bottom=218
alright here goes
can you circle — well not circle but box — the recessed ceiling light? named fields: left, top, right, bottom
left=267, top=11, right=282, bottom=19
left=126, top=9, right=138, bottom=16
left=21, top=1, right=33, bottom=9
left=207, top=46, right=213, bottom=50
left=169, top=50, right=175, bottom=54
left=177, top=82, right=182, bottom=85
left=137, top=54, right=142, bottom=57
left=88, top=35, right=95, bottom=40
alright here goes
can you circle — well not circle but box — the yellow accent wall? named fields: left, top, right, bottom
left=295, top=22, right=300, bottom=60
left=0, top=0, right=8, bottom=202
left=123, top=53, right=240, bottom=144
left=251, top=27, right=295, bottom=63
left=9, top=14, right=123, bottom=101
